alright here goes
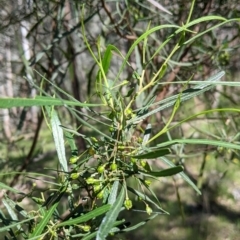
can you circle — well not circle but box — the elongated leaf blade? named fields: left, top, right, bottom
left=30, top=202, right=58, bottom=238
left=161, top=156, right=201, bottom=195
left=102, top=45, right=112, bottom=75
left=56, top=204, right=111, bottom=227
left=127, top=186, right=169, bottom=214
left=80, top=220, right=126, bottom=240
left=142, top=124, right=152, bottom=144
left=130, top=148, right=170, bottom=159
left=97, top=185, right=125, bottom=240
left=108, top=181, right=119, bottom=205
left=0, top=96, right=102, bottom=109
left=2, top=198, right=18, bottom=221
left=50, top=109, right=68, bottom=172
left=0, top=182, right=20, bottom=194
left=0, top=217, right=35, bottom=233
left=139, top=166, right=183, bottom=177
left=122, top=213, right=158, bottom=232
left=157, top=138, right=240, bottom=151
left=129, top=71, right=225, bottom=124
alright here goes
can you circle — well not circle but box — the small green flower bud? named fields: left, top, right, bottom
left=118, top=145, right=125, bottom=151
left=97, top=190, right=104, bottom=199
left=32, top=197, right=44, bottom=204
left=144, top=180, right=151, bottom=186
left=110, top=163, right=117, bottom=171
left=69, top=156, right=78, bottom=164
left=97, top=165, right=105, bottom=173
left=70, top=172, right=80, bottom=179
left=79, top=225, right=91, bottom=232
left=146, top=204, right=152, bottom=215
left=72, top=184, right=80, bottom=189
left=130, top=158, right=137, bottom=163
left=140, top=160, right=147, bottom=168
left=88, top=147, right=95, bottom=156
left=124, top=198, right=132, bottom=210
left=93, top=184, right=101, bottom=193
left=86, top=177, right=98, bottom=185
left=109, top=126, right=114, bottom=132
left=217, top=146, right=224, bottom=153
left=122, top=80, right=129, bottom=85
left=91, top=137, right=98, bottom=143
left=125, top=108, right=132, bottom=115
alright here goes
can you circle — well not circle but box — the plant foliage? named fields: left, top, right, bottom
left=0, top=1, right=239, bottom=239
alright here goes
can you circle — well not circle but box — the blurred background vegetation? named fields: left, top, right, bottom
left=0, top=0, right=240, bottom=239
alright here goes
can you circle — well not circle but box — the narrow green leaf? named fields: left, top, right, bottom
left=129, top=71, right=225, bottom=124
left=122, top=213, right=158, bottom=232
left=138, top=179, right=162, bottom=209
left=2, top=198, right=26, bottom=237
left=3, top=197, right=29, bottom=219
left=139, top=166, right=183, bottom=177
left=0, top=182, right=20, bottom=194
left=96, top=185, right=125, bottom=240
left=78, top=219, right=125, bottom=240
left=27, top=235, right=45, bottom=240
left=30, top=202, right=58, bottom=237
left=34, top=51, right=45, bottom=64
left=2, top=198, right=18, bottom=221
left=108, top=181, right=119, bottom=205
left=102, top=45, right=112, bottom=75
left=56, top=204, right=111, bottom=227
left=130, top=148, right=170, bottom=159
left=50, top=109, right=68, bottom=172
left=0, top=217, right=35, bottom=233
left=161, top=156, right=201, bottom=195
left=157, top=138, right=240, bottom=151
left=63, top=129, right=78, bottom=156
left=142, top=124, right=152, bottom=144
left=0, top=96, right=102, bottom=109
left=127, top=186, right=169, bottom=214
left=0, top=172, right=56, bottom=179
